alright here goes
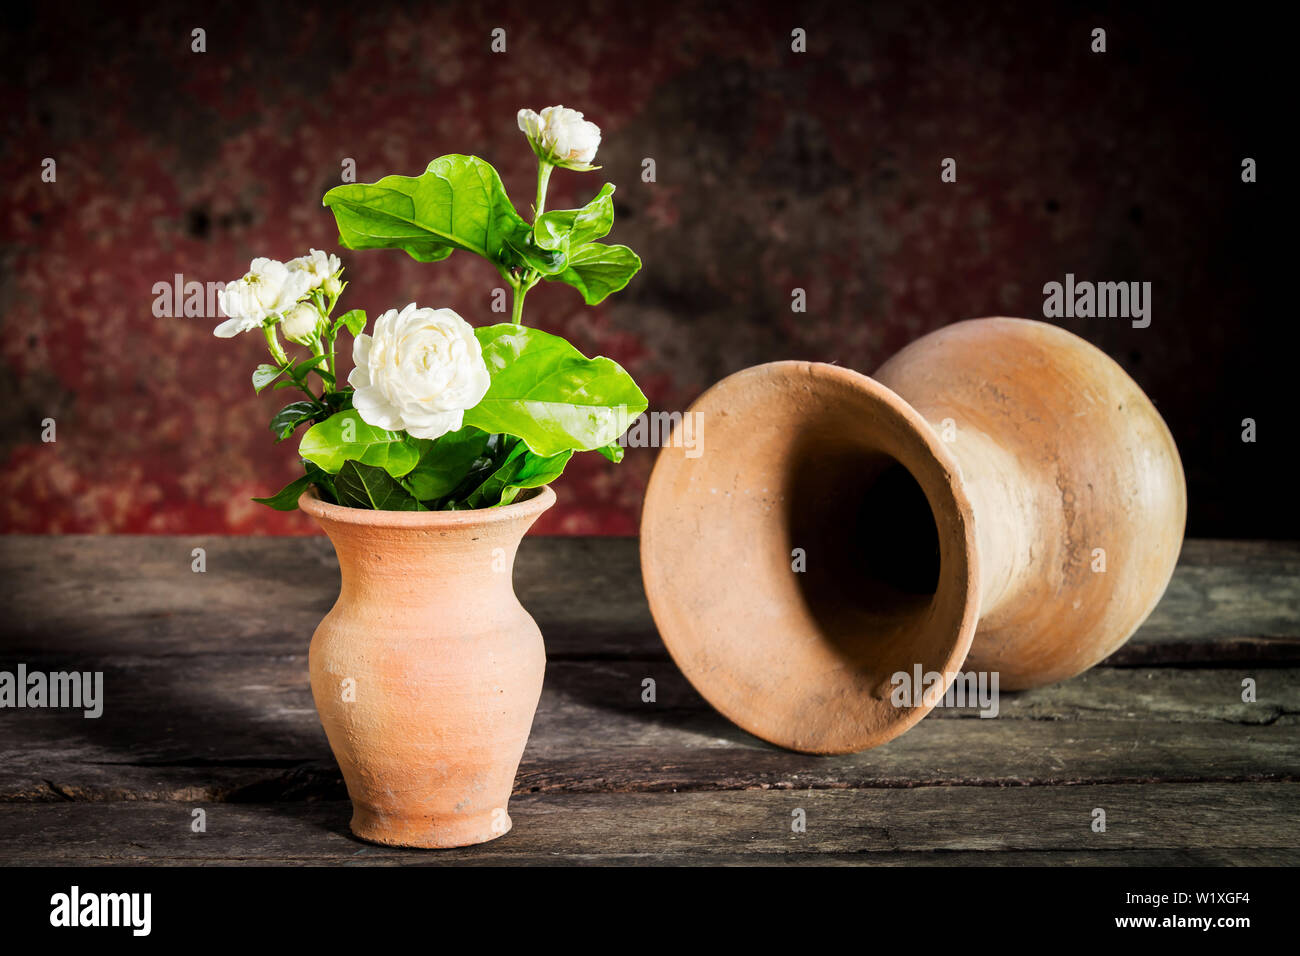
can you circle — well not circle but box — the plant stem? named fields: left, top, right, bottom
left=263, top=325, right=288, bottom=366
left=535, top=161, right=553, bottom=218
left=509, top=160, right=557, bottom=327
left=509, top=275, right=529, bottom=325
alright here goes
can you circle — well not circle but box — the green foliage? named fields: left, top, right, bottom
left=250, top=132, right=645, bottom=513
left=298, top=410, right=420, bottom=477
left=465, top=324, right=648, bottom=457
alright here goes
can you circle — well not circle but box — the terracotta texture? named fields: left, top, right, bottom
left=640, top=318, right=1186, bottom=753
left=641, top=361, right=980, bottom=754
left=875, top=318, right=1186, bottom=689
left=299, top=485, right=555, bottom=848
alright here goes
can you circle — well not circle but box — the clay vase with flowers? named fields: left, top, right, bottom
left=214, top=106, right=645, bottom=848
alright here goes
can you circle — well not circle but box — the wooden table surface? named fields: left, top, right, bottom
left=0, top=536, right=1297, bottom=866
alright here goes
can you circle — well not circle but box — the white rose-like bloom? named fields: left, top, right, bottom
left=287, top=248, right=340, bottom=291
left=214, top=257, right=314, bottom=337
left=348, top=303, right=491, bottom=440
left=517, top=105, right=601, bottom=169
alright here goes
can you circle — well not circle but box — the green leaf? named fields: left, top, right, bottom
left=333, top=309, right=367, bottom=336
left=404, top=426, right=493, bottom=501
left=461, top=440, right=572, bottom=509
left=323, top=154, right=530, bottom=269
left=503, top=231, right=568, bottom=276
left=253, top=466, right=327, bottom=511
left=269, top=401, right=320, bottom=442
left=261, top=356, right=329, bottom=394
left=324, top=390, right=354, bottom=412
left=597, top=441, right=625, bottom=463
left=424, top=432, right=513, bottom=505
left=465, top=325, right=648, bottom=457
left=546, top=242, right=642, bottom=304
left=298, top=409, right=420, bottom=477
left=253, top=364, right=285, bottom=393
left=534, top=183, right=616, bottom=252
left=289, top=355, right=329, bottom=379
left=334, top=460, right=426, bottom=511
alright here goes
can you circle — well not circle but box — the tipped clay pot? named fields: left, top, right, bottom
left=640, top=318, right=1186, bottom=754
left=299, top=485, right=555, bottom=848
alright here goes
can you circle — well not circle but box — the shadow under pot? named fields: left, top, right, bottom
left=639, top=317, right=1186, bottom=754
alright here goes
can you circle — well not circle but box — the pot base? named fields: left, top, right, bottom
left=350, top=806, right=513, bottom=849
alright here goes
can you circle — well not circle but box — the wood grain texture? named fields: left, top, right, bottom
left=1, top=786, right=1295, bottom=865
left=0, top=537, right=1295, bottom=661
left=2, top=658, right=1296, bottom=802
left=0, top=536, right=1297, bottom=864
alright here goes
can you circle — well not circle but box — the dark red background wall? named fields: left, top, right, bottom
left=1, top=1, right=1289, bottom=536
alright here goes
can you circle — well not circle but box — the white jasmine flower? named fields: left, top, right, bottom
left=348, top=303, right=491, bottom=440
left=214, top=257, right=314, bottom=337
left=517, top=105, right=601, bottom=170
left=288, top=248, right=341, bottom=291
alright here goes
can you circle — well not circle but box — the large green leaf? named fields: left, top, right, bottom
left=323, top=154, right=530, bottom=269
left=534, top=183, right=615, bottom=252
left=464, top=325, right=648, bottom=457
left=298, top=409, right=420, bottom=477
left=334, top=460, right=425, bottom=511
left=546, top=242, right=642, bottom=304
left=404, top=426, right=493, bottom=501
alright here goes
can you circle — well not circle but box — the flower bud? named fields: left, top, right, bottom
left=323, top=274, right=343, bottom=299
left=281, top=302, right=320, bottom=345
left=517, top=105, right=601, bottom=170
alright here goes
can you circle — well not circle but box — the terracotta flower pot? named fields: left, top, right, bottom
left=299, top=485, right=555, bottom=848
left=641, top=318, right=1185, bottom=754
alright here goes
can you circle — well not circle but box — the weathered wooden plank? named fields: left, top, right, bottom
left=9, top=848, right=1297, bottom=866
left=0, top=537, right=1295, bottom=662
left=1, top=784, right=1295, bottom=864
left=0, top=535, right=656, bottom=660
left=2, top=658, right=1295, bottom=801
left=1104, top=539, right=1300, bottom=665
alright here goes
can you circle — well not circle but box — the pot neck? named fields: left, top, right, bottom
left=937, top=425, right=1037, bottom=617
left=310, top=502, right=550, bottom=607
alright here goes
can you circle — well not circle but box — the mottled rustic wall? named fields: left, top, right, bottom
left=1, top=1, right=1288, bottom=535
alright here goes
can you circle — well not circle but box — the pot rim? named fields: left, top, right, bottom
left=298, top=482, right=556, bottom=529
left=640, top=359, right=980, bottom=755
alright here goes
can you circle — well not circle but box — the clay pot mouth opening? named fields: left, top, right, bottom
left=298, top=483, right=556, bottom=529
left=787, top=453, right=942, bottom=635
left=640, top=361, right=979, bottom=754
